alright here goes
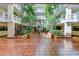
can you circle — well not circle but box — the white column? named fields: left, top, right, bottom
left=65, top=7, right=72, bottom=20
left=8, top=4, right=15, bottom=37
left=8, top=22, right=15, bottom=37
left=64, top=7, right=72, bottom=37
left=74, top=13, right=77, bottom=21
left=64, top=22, right=72, bottom=37
left=8, top=4, right=14, bottom=22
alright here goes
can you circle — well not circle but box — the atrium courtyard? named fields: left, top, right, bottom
left=0, top=4, right=79, bottom=56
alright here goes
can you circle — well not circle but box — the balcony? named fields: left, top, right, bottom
left=0, top=13, right=9, bottom=22
left=13, top=4, right=21, bottom=12
left=35, top=9, right=45, bottom=13
left=35, top=8, right=45, bottom=15
left=58, top=17, right=65, bottom=24
left=36, top=15, right=46, bottom=20
left=34, top=4, right=45, bottom=15
left=34, top=4, right=44, bottom=8
left=14, top=15, right=21, bottom=24
left=0, top=12, right=21, bottom=24
left=36, top=21, right=44, bottom=26
left=65, top=13, right=79, bottom=22
left=54, top=5, right=66, bottom=16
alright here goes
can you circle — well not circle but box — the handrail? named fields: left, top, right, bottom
left=13, top=4, right=21, bottom=11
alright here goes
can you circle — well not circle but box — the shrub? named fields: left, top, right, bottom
left=16, top=26, right=33, bottom=35
left=49, top=30, right=63, bottom=36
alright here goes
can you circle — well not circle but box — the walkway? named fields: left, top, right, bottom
left=35, top=33, right=52, bottom=56
left=35, top=32, right=79, bottom=56
left=0, top=32, right=79, bottom=56
left=0, top=32, right=41, bottom=56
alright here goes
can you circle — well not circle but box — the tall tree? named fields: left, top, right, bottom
left=22, top=4, right=36, bottom=26
left=44, top=4, right=57, bottom=29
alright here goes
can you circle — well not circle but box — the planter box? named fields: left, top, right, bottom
left=0, top=31, right=7, bottom=36
left=16, top=33, right=30, bottom=39
left=7, top=33, right=30, bottom=39
left=57, top=36, right=63, bottom=38
left=15, top=29, right=34, bottom=39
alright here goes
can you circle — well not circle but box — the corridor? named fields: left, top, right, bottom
left=0, top=32, right=79, bottom=56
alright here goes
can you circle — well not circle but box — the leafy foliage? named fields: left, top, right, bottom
left=16, top=26, right=33, bottom=35
left=44, top=4, right=63, bottom=36
left=44, top=4, right=57, bottom=30
left=22, top=4, right=36, bottom=25
left=49, top=30, right=63, bottom=36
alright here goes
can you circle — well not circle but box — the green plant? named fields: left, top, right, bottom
left=16, top=26, right=33, bottom=35
left=44, top=4, right=58, bottom=30
left=22, top=4, right=36, bottom=25
left=49, top=30, right=63, bottom=36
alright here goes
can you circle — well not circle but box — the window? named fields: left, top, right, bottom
left=0, top=26, right=7, bottom=31
left=56, top=26, right=62, bottom=30
left=72, top=26, right=79, bottom=31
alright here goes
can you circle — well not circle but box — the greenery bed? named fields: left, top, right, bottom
left=49, top=30, right=63, bottom=36
left=16, top=26, right=33, bottom=36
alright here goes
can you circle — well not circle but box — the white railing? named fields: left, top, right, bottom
left=0, top=13, right=9, bottom=22
left=57, top=16, right=65, bottom=25
left=35, top=9, right=45, bottom=13
left=54, top=5, right=66, bottom=16
left=36, top=15, right=46, bottom=20
left=60, top=17, right=65, bottom=24
left=14, top=15, right=21, bottom=24
left=65, top=13, right=79, bottom=22
left=13, top=4, right=21, bottom=11
left=0, top=12, right=21, bottom=23
left=0, top=13, right=3, bottom=20
left=75, top=12, right=79, bottom=21
left=35, top=4, right=44, bottom=9
left=4, top=13, right=9, bottom=20
left=58, top=12, right=79, bottom=23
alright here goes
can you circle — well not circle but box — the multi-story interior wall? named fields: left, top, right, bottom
left=0, top=4, right=79, bottom=38
left=0, top=4, right=22, bottom=37
left=55, top=4, right=79, bottom=37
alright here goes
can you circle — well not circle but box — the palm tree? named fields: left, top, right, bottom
left=15, top=4, right=36, bottom=35
left=44, top=4, right=57, bottom=30
left=22, top=4, right=36, bottom=26
left=44, top=4, right=63, bottom=36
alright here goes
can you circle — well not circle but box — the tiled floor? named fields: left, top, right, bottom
left=0, top=32, right=79, bottom=56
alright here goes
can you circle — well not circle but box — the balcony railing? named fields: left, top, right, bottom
left=0, top=13, right=21, bottom=23
left=75, top=13, right=79, bottom=21
left=34, top=4, right=44, bottom=9
left=59, top=17, right=65, bottom=24
left=36, top=15, right=46, bottom=20
left=0, top=13, right=3, bottom=20
left=13, top=4, right=21, bottom=11
left=54, top=5, right=66, bottom=16
left=65, top=13, right=79, bottom=22
left=35, top=9, right=45, bottom=13
left=0, top=13, right=9, bottom=22
left=58, top=12, right=79, bottom=23
left=14, top=15, right=21, bottom=24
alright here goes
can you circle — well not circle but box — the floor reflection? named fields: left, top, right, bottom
left=38, top=33, right=79, bottom=56
left=0, top=33, right=79, bottom=56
